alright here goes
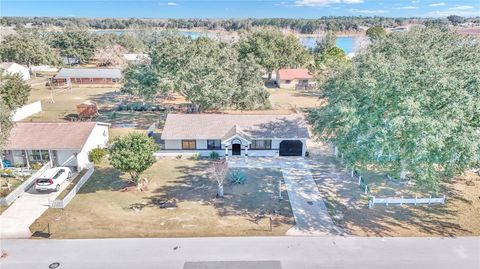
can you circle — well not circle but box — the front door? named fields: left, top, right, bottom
left=232, top=144, right=241, bottom=156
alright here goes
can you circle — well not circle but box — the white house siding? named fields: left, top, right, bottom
left=161, top=138, right=307, bottom=157
left=77, top=124, right=109, bottom=170
left=277, top=79, right=296, bottom=89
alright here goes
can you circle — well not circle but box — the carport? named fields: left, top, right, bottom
left=279, top=140, right=303, bottom=156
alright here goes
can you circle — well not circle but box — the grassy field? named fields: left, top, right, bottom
left=30, top=158, right=293, bottom=238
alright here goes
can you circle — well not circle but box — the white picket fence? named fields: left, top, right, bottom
left=49, top=165, right=94, bottom=209
left=0, top=163, right=51, bottom=206
left=331, top=144, right=370, bottom=194
left=369, top=195, right=446, bottom=208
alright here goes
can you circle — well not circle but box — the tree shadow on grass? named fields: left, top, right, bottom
left=79, top=165, right=130, bottom=193
left=147, top=163, right=294, bottom=228
left=310, top=146, right=473, bottom=237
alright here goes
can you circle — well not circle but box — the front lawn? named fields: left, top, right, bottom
left=30, top=158, right=293, bottom=238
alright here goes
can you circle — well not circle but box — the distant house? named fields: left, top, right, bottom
left=62, top=56, right=80, bottom=65
left=276, top=68, right=315, bottom=90
left=0, top=62, right=30, bottom=80
left=161, top=114, right=309, bottom=157
left=53, top=68, right=122, bottom=86
left=2, top=122, right=110, bottom=171
left=30, top=65, right=59, bottom=77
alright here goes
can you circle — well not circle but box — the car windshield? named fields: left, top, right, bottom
left=36, top=178, right=50, bottom=184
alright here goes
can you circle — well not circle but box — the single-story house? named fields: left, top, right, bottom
left=275, top=68, right=315, bottom=90
left=1, top=122, right=110, bottom=171
left=161, top=114, right=309, bottom=157
left=53, top=68, right=122, bottom=86
left=0, top=62, right=30, bottom=81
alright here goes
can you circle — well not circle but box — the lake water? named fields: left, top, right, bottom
left=92, top=30, right=358, bottom=54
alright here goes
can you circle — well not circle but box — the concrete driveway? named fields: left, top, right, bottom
left=0, top=176, right=73, bottom=239
left=228, top=157, right=337, bottom=236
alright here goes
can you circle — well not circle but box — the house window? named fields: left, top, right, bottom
left=29, top=150, right=49, bottom=161
left=112, top=78, right=118, bottom=83
left=251, top=140, right=272, bottom=150
left=182, top=140, right=196, bottom=150
left=207, top=140, right=221, bottom=150
left=285, top=80, right=291, bottom=84
left=89, top=78, right=94, bottom=83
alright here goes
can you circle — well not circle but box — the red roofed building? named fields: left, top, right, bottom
left=275, top=68, right=316, bottom=90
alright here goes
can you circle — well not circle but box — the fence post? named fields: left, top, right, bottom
left=334, top=146, right=338, bottom=157
left=414, top=196, right=417, bottom=205
left=351, top=170, right=354, bottom=178
left=400, top=196, right=403, bottom=206
left=428, top=195, right=431, bottom=204
left=442, top=195, right=446, bottom=204
left=358, top=176, right=362, bottom=185
left=364, top=185, right=368, bottom=194
left=341, top=154, right=344, bottom=164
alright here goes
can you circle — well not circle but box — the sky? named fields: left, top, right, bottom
left=1, top=0, right=479, bottom=19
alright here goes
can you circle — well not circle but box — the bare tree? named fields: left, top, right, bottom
left=94, top=44, right=127, bottom=67
left=208, top=160, right=229, bottom=198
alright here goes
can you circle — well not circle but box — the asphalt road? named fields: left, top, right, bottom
left=1, top=236, right=479, bottom=269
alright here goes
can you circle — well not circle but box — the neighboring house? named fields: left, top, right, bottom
left=53, top=68, right=122, bottom=86
left=1, top=122, right=110, bottom=171
left=161, top=114, right=309, bottom=157
left=123, top=53, right=150, bottom=63
left=0, top=62, right=30, bottom=80
left=276, top=68, right=315, bottom=90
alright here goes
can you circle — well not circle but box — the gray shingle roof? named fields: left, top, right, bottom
left=54, top=68, right=122, bottom=79
left=161, top=114, right=309, bottom=140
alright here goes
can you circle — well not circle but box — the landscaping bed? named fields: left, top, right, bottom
left=30, top=158, right=294, bottom=238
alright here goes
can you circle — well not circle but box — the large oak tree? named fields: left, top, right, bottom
left=309, top=27, right=480, bottom=190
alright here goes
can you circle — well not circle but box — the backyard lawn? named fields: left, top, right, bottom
left=309, top=142, right=480, bottom=237
left=29, top=158, right=294, bottom=238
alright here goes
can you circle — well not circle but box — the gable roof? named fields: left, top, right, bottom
left=4, top=122, right=104, bottom=150
left=0, top=62, right=27, bottom=71
left=277, top=68, right=312, bottom=80
left=54, top=68, right=122, bottom=79
left=161, top=114, right=309, bottom=140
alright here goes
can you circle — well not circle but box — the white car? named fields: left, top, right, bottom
left=35, top=167, right=72, bottom=192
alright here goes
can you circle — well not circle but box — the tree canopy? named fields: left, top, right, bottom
left=366, top=26, right=387, bottom=41
left=48, top=29, right=97, bottom=63
left=0, top=74, right=32, bottom=150
left=237, top=28, right=311, bottom=78
left=0, top=31, right=60, bottom=66
left=109, top=133, right=159, bottom=183
left=309, top=28, right=480, bottom=190
left=124, top=31, right=270, bottom=111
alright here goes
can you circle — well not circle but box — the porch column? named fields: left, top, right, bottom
left=48, top=150, right=53, bottom=167
left=244, top=146, right=248, bottom=157
left=24, top=150, right=30, bottom=168
left=224, top=145, right=228, bottom=159
left=0, top=153, right=4, bottom=169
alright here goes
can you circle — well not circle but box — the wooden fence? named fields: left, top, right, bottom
left=0, top=163, right=51, bottom=206
left=369, top=195, right=446, bottom=208
left=49, top=165, right=94, bottom=209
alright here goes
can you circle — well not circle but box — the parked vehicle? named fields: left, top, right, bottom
left=35, top=167, right=72, bottom=192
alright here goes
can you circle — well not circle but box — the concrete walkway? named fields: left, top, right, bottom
left=227, top=157, right=336, bottom=236
left=0, top=179, right=71, bottom=239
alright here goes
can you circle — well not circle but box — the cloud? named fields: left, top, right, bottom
left=166, top=2, right=177, bottom=6
left=429, top=2, right=446, bottom=7
left=394, top=6, right=419, bottom=10
left=348, top=8, right=389, bottom=14
left=449, top=5, right=473, bottom=10
left=294, top=0, right=363, bottom=7
left=411, top=0, right=420, bottom=3
left=427, top=5, right=480, bottom=17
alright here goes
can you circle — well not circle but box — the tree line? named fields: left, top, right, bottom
left=2, top=16, right=479, bottom=34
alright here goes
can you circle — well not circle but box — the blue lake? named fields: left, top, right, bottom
left=92, top=30, right=357, bottom=54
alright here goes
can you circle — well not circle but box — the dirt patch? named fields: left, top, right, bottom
left=29, top=158, right=294, bottom=238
